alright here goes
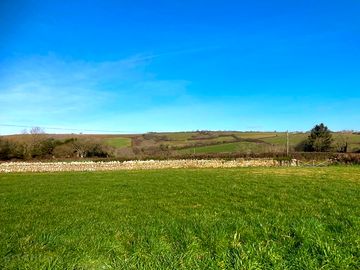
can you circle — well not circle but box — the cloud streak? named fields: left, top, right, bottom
left=1, top=51, right=359, bottom=135
left=0, top=54, right=190, bottom=134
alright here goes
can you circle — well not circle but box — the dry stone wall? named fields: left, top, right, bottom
left=0, top=159, right=296, bottom=173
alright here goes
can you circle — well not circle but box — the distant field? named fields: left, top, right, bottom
left=1, top=167, right=359, bottom=269
left=332, top=133, right=360, bottom=152
left=261, top=133, right=308, bottom=145
left=171, top=132, right=360, bottom=154
left=105, top=137, right=132, bottom=148
left=3, top=131, right=360, bottom=156
left=179, top=141, right=271, bottom=154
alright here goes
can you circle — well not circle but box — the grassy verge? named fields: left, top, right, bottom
left=0, top=167, right=359, bottom=269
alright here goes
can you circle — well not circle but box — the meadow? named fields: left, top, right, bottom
left=115, top=131, right=360, bottom=155
left=179, top=141, right=272, bottom=154
left=105, top=137, right=132, bottom=148
left=0, top=167, right=359, bottom=269
left=3, top=131, right=360, bottom=161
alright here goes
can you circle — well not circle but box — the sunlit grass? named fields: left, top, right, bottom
left=0, top=166, right=359, bottom=269
left=179, top=141, right=270, bottom=154
left=261, top=133, right=308, bottom=145
left=105, top=137, right=132, bottom=148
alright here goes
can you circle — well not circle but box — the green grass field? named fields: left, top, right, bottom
left=5, top=131, right=360, bottom=156
left=261, top=133, right=308, bottom=145
left=105, top=137, right=132, bottom=148
left=1, top=167, right=359, bottom=269
left=179, top=141, right=271, bottom=154
left=158, top=132, right=360, bottom=154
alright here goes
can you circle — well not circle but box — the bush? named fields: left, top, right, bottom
left=66, top=138, right=112, bottom=158
left=0, top=139, right=27, bottom=160
left=53, top=144, right=76, bottom=158
left=330, top=153, right=360, bottom=165
left=86, top=143, right=110, bottom=158
left=0, top=138, right=12, bottom=160
left=0, top=136, right=113, bottom=160
left=31, top=138, right=62, bottom=158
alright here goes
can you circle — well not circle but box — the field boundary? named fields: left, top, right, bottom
left=0, top=159, right=302, bottom=173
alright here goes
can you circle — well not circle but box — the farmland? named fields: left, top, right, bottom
left=179, top=141, right=273, bottom=154
left=2, top=131, right=360, bottom=160
left=79, top=131, right=360, bottom=154
left=105, top=137, right=132, bottom=148
left=1, top=166, right=359, bottom=269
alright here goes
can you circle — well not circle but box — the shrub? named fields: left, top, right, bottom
left=53, top=144, right=76, bottom=158
left=331, top=153, right=360, bottom=165
left=31, top=138, right=62, bottom=158
left=0, top=138, right=12, bottom=160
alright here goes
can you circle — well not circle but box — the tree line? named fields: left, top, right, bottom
left=0, top=123, right=357, bottom=161
left=0, top=128, right=111, bottom=160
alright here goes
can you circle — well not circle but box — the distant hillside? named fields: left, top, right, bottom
left=2, top=131, right=360, bottom=160
left=127, top=131, right=360, bottom=155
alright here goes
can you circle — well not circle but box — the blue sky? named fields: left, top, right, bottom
left=0, top=0, right=359, bottom=134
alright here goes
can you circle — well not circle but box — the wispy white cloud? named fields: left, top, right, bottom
left=1, top=52, right=358, bottom=134
left=0, top=54, right=191, bottom=133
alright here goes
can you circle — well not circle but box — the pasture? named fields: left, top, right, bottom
left=125, top=131, right=360, bottom=154
left=179, top=141, right=271, bottom=154
left=105, top=137, right=132, bottom=148
left=3, top=131, right=360, bottom=160
left=0, top=167, right=359, bottom=269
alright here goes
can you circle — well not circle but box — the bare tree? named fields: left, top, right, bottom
left=71, top=139, right=88, bottom=158
left=21, top=127, right=47, bottom=158
left=335, top=134, right=348, bottom=153
left=30, top=127, right=45, bottom=135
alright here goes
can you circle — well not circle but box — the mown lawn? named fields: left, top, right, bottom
left=0, top=167, right=359, bottom=269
